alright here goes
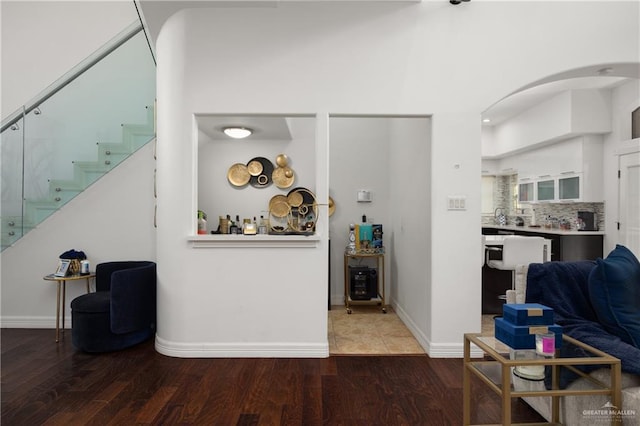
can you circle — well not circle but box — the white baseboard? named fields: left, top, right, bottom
left=1, top=316, right=61, bottom=329
left=392, top=303, right=483, bottom=358
left=155, top=335, right=330, bottom=358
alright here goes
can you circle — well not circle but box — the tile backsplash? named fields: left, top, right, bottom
left=482, top=174, right=604, bottom=231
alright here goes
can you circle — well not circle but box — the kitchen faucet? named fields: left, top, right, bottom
left=494, top=208, right=507, bottom=225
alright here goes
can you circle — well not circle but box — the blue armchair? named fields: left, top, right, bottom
left=71, top=261, right=156, bottom=352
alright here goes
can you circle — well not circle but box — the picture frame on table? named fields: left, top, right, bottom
left=54, top=259, right=71, bottom=277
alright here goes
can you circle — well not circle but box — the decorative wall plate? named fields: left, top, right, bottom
left=248, top=157, right=274, bottom=188
left=287, top=192, right=303, bottom=207
left=247, top=159, right=264, bottom=176
left=272, top=166, right=295, bottom=188
left=270, top=200, right=290, bottom=218
left=227, top=163, right=250, bottom=187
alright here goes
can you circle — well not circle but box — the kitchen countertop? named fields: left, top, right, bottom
left=483, top=225, right=604, bottom=236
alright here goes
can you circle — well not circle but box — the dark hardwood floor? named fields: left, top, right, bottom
left=1, top=329, right=544, bottom=425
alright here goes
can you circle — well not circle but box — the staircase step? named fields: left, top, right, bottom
left=0, top=216, right=35, bottom=249
left=122, top=123, right=155, bottom=151
left=96, top=142, right=134, bottom=167
left=72, top=161, right=113, bottom=187
left=23, top=200, right=59, bottom=224
left=47, top=180, right=84, bottom=205
left=121, top=104, right=155, bottom=151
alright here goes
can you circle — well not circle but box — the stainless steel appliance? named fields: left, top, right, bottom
left=577, top=211, right=598, bottom=231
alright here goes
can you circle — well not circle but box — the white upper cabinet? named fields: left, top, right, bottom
left=511, top=135, right=603, bottom=203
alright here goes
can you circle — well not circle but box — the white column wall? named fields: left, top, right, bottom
left=604, top=79, right=640, bottom=254
left=154, top=2, right=639, bottom=357
left=388, top=117, right=433, bottom=349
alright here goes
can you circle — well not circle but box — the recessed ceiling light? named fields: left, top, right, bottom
left=482, top=118, right=491, bottom=123
left=223, top=127, right=253, bottom=139
left=596, top=67, right=614, bottom=76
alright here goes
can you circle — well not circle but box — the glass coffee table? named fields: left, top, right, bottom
left=463, top=333, right=622, bottom=426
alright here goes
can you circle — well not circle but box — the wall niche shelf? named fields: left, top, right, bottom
left=188, top=234, right=321, bottom=248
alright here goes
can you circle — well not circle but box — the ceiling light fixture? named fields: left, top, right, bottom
left=482, top=118, right=491, bottom=123
left=596, top=67, right=614, bottom=76
left=223, top=127, right=253, bottom=139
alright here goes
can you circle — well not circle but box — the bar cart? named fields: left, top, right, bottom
left=343, top=251, right=386, bottom=314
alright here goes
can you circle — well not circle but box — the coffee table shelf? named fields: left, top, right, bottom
left=463, top=332, right=622, bottom=426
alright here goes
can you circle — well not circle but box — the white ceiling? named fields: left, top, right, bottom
left=481, top=76, right=631, bottom=126
left=482, top=62, right=640, bottom=127
left=196, top=115, right=293, bottom=141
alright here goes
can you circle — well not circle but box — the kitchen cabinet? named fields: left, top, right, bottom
left=508, top=136, right=604, bottom=203
left=536, top=177, right=555, bottom=201
left=518, top=180, right=534, bottom=202
left=558, top=173, right=580, bottom=200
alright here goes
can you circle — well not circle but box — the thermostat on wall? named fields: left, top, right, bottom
left=357, top=190, right=372, bottom=202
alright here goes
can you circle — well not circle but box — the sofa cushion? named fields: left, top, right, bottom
left=588, top=245, right=640, bottom=348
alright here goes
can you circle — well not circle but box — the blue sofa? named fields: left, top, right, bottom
left=512, top=245, right=640, bottom=425
left=71, top=261, right=156, bottom=353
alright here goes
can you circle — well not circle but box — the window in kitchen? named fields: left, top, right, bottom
left=481, top=176, right=495, bottom=214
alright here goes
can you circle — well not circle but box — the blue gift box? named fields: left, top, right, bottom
left=495, top=317, right=563, bottom=350
left=503, top=303, right=554, bottom=326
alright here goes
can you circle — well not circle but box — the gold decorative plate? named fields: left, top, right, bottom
left=276, top=153, right=289, bottom=168
left=287, top=192, right=303, bottom=207
left=272, top=166, right=295, bottom=189
left=269, top=194, right=288, bottom=210
left=270, top=200, right=290, bottom=218
left=247, top=160, right=263, bottom=176
left=227, top=163, right=250, bottom=187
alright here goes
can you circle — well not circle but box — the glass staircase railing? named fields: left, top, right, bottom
left=0, top=21, right=156, bottom=251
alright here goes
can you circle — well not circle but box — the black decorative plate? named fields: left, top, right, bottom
left=247, top=157, right=274, bottom=188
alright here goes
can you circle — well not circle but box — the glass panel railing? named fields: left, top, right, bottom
left=1, top=113, right=25, bottom=249
left=1, top=22, right=156, bottom=251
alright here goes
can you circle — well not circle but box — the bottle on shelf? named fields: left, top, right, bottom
left=258, top=215, right=268, bottom=234
left=360, top=214, right=373, bottom=250
left=229, top=214, right=238, bottom=234
left=226, top=215, right=232, bottom=234
left=346, top=224, right=356, bottom=254
left=243, top=218, right=257, bottom=235
left=197, top=210, right=207, bottom=235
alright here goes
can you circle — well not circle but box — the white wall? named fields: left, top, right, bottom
left=328, top=116, right=393, bottom=307
left=0, top=143, right=157, bottom=327
left=153, top=1, right=638, bottom=357
left=1, top=0, right=140, bottom=117
left=0, top=0, right=156, bottom=330
left=604, top=79, right=640, bottom=254
left=485, top=89, right=612, bottom=158
left=388, top=117, right=433, bottom=349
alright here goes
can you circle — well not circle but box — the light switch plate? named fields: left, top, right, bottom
left=357, top=190, right=372, bottom=202
left=447, top=195, right=466, bottom=210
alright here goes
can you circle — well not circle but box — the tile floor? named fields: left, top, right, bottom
left=328, top=305, right=425, bottom=355
left=482, top=314, right=495, bottom=334
left=328, top=308, right=495, bottom=355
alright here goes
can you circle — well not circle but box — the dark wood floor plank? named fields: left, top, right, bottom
left=1, top=329, right=546, bottom=425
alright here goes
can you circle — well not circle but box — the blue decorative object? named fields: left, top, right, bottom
left=59, top=249, right=87, bottom=260
left=494, top=317, right=562, bottom=350
left=71, top=261, right=156, bottom=353
left=588, top=245, right=640, bottom=348
left=503, top=303, right=554, bottom=326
